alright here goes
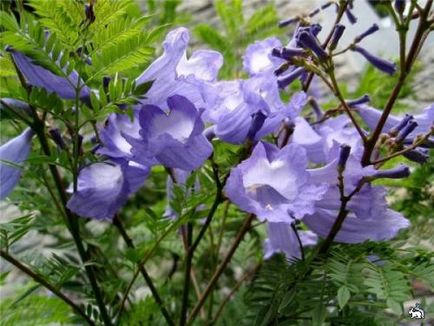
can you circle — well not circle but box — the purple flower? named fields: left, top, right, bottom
left=97, top=108, right=143, bottom=160
left=129, top=95, right=212, bottom=171
left=8, top=50, right=90, bottom=101
left=355, top=104, right=433, bottom=141
left=135, top=27, right=223, bottom=108
left=264, top=222, right=317, bottom=261
left=225, top=142, right=327, bottom=223
left=303, top=154, right=409, bottom=243
left=0, top=128, right=33, bottom=199
left=290, top=115, right=363, bottom=163
left=67, top=160, right=149, bottom=220
left=243, top=38, right=284, bottom=76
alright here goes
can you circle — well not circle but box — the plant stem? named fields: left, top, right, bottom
left=302, top=0, right=349, bottom=91
left=361, top=0, right=433, bottom=166
left=180, top=223, right=193, bottom=326
left=187, top=213, right=255, bottom=325
left=112, top=217, right=175, bottom=326
left=212, top=263, right=261, bottom=324
left=0, top=249, right=94, bottom=325
left=30, top=114, right=112, bottom=326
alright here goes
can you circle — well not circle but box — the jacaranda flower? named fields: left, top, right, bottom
left=135, top=27, right=223, bottom=108
left=303, top=152, right=410, bottom=242
left=0, top=128, right=33, bottom=200
left=67, top=160, right=149, bottom=220
left=355, top=104, right=433, bottom=141
left=225, top=142, right=327, bottom=223
left=8, top=49, right=91, bottom=102
left=128, top=95, right=213, bottom=171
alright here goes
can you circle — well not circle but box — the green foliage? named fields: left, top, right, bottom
left=194, top=0, right=282, bottom=78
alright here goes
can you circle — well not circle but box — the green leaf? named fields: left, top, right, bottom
left=337, top=286, right=351, bottom=309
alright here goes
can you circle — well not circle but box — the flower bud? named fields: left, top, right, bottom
left=394, top=0, right=406, bottom=14
left=330, top=24, right=346, bottom=50
left=395, top=120, right=418, bottom=144
left=337, top=144, right=351, bottom=173
left=345, top=8, right=357, bottom=24
left=279, top=17, right=300, bottom=28
left=277, top=67, right=305, bottom=89
left=354, top=24, right=379, bottom=43
left=247, top=111, right=267, bottom=141
left=308, top=97, right=324, bottom=120
left=388, top=114, right=413, bottom=136
left=352, top=46, right=397, bottom=75
left=403, top=148, right=428, bottom=164
left=346, top=94, right=371, bottom=108
left=271, top=47, right=306, bottom=60
left=370, top=164, right=410, bottom=180
left=49, top=128, right=66, bottom=150
left=298, top=32, right=328, bottom=60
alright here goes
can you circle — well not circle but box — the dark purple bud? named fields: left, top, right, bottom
left=277, top=67, right=305, bottom=89
left=330, top=24, right=346, bottom=50
left=396, top=120, right=418, bottom=143
left=352, top=46, right=397, bottom=75
left=78, top=134, right=84, bottom=156
left=272, top=47, right=306, bottom=60
left=203, top=126, right=216, bottom=141
left=103, top=76, right=111, bottom=90
left=85, top=4, right=96, bottom=24
left=337, top=144, right=351, bottom=172
left=298, top=32, right=328, bottom=60
left=346, top=94, right=371, bottom=108
left=247, top=111, right=267, bottom=141
left=279, top=17, right=300, bottom=28
left=308, top=8, right=321, bottom=18
left=388, top=114, right=413, bottom=136
left=403, top=148, right=429, bottom=164
left=310, top=24, right=322, bottom=37
left=309, top=97, right=324, bottom=120
left=345, top=8, right=357, bottom=24
left=0, top=98, right=31, bottom=115
left=321, top=1, right=334, bottom=10
left=354, top=24, right=380, bottom=43
left=274, top=63, right=290, bottom=76
left=49, top=128, right=66, bottom=150
left=403, top=137, right=434, bottom=148
left=370, top=164, right=410, bottom=180
left=394, top=0, right=406, bottom=14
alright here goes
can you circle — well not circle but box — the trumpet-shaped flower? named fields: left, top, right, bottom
left=67, top=160, right=149, bottom=220
left=0, top=128, right=33, bottom=200
left=135, top=27, right=223, bottom=108
left=225, top=142, right=327, bottom=223
left=8, top=50, right=90, bottom=101
left=128, top=95, right=213, bottom=171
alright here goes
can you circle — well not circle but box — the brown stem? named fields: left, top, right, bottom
left=212, top=263, right=261, bottom=324
left=0, top=250, right=94, bottom=325
left=187, top=214, right=255, bottom=325
left=112, top=217, right=175, bottom=326
left=361, top=0, right=433, bottom=166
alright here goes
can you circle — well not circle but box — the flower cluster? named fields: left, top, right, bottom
left=2, top=18, right=432, bottom=262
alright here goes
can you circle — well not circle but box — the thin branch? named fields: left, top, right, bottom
left=212, top=263, right=261, bottom=324
left=187, top=213, right=256, bottom=325
left=361, top=0, right=433, bottom=166
left=0, top=250, right=94, bottom=326
left=302, top=0, right=349, bottom=91
left=112, top=217, right=175, bottom=326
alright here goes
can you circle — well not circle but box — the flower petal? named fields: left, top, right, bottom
left=0, top=128, right=33, bottom=199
